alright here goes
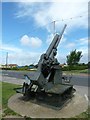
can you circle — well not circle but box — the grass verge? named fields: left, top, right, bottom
left=75, top=107, right=90, bottom=118
left=63, top=69, right=88, bottom=74
left=0, top=82, right=2, bottom=119
left=1, top=82, right=90, bottom=119
left=2, top=82, right=21, bottom=117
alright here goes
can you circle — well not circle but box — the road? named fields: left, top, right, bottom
left=1, top=70, right=89, bottom=86
left=0, top=70, right=89, bottom=102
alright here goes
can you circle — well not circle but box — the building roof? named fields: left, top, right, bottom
left=8, top=64, right=18, bottom=66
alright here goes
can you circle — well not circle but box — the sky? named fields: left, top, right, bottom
left=1, top=0, right=89, bottom=66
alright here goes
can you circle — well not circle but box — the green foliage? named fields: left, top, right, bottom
left=0, top=82, right=2, bottom=117
left=88, top=61, right=90, bottom=68
left=62, top=65, right=88, bottom=71
left=2, top=82, right=21, bottom=116
left=1, top=64, right=37, bottom=71
left=1, top=82, right=90, bottom=119
left=75, top=107, right=90, bottom=118
left=10, top=67, right=19, bottom=70
left=4, top=108, right=19, bottom=116
left=67, top=49, right=82, bottom=66
left=2, top=82, right=20, bottom=108
left=2, top=67, right=19, bottom=70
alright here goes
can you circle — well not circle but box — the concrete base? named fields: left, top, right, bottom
left=8, top=93, right=88, bottom=118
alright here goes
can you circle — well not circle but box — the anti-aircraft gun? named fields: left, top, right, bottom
left=16, top=24, right=75, bottom=108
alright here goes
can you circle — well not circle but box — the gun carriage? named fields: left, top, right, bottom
left=16, top=24, right=75, bottom=108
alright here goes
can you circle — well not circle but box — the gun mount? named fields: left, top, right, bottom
left=16, top=24, right=75, bottom=108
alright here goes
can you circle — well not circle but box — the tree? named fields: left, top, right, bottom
left=66, top=49, right=82, bottom=66
left=88, top=61, right=90, bottom=68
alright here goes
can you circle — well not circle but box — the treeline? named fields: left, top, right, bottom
left=62, top=49, right=89, bottom=71
left=62, top=63, right=88, bottom=71
left=2, top=64, right=37, bottom=71
left=2, top=49, right=90, bottom=71
left=2, top=63, right=89, bottom=71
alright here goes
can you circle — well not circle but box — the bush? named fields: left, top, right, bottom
left=2, top=68, right=11, bottom=70
left=10, top=67, right=19, bottom=70
left=2, top=67, right=19, bottom=70
left=62, top=65, right=88, bottom=71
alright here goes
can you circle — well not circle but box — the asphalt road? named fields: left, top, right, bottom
left=1, top=70, right=89, bottom=87
left=0, top=70, right=89, bottom=102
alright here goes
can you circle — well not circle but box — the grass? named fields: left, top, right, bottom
left=1, top=82, right=90, bottom=119
left=0, top=82, right=2, bottom=104
left=75, top=107, right=90, bottom=118
left=2, top=82, right=21, bottom=117
left=0, top=82, right=2, bottom=119
left=73, top=69, right=88, bottom=74
left=63, top=69, right=88, bottom=74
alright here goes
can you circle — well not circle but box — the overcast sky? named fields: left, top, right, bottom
left=1, top=0, right=89, bottom=65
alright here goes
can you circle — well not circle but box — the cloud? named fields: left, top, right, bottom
left=60, top=37, right=88, bottom=50
left=20, top=35, right=42, bottom=47
left=1, top=44, right=23, bottom=65
left=77, top=46, right=88, bottom=55
left=20, top=35, right=30, bottom=46
left=58, top=46, right=88, bottom=64
left=46, top=35, right=88, bottom=63
left=57, top=36, right=88, bottom=63
left=1, top=43, right=42, bottom=65
left=65, top=43, right=76, bottom=49
left=46, top=34, right=67, bottom=49
left=8, top=51, right=41, bottom=65
left=79, top=37, right=88, bottom=45
left=46, top=34, right=54, bottom=44
left=1, top=44, right=22, bottom=53
left=4, top=0, right=89, bottom=2
left=2, top=1, right=89, bottom=65
left=15, top=1, right=88, bottom=33
left=3, top=0, right=51, bottom=2
left=1, top=37, right=88, bottom=65
left=77, top=46, right=88, bottom=63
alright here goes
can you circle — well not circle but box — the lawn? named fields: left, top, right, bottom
left=63, top=69, right=88, bottom=74
left=0, top=82, right=2, bottom=119
left=75, top=107, right=90, bottom=118
left=2, top=82, right=21, bottom=117
left=1, top=82, right=90, bottom=119
left=0, top=82, right=2, bottom=104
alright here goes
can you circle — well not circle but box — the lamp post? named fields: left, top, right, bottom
left=6, top=52, right=8, bottom=70
left=52, top=20, right=56, bottom=36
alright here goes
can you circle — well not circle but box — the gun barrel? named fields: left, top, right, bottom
left=46, top=34, right=59, bottom=57
left=55, top=24, right=67, bottom=48
left=46, top=24, right=67, bottom=58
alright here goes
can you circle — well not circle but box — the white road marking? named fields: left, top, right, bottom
left=84, top=94, right=89, bottom=102
left=2, top=73, right=8, bottom=76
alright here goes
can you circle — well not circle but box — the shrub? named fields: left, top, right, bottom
left=62, top=65, right=88, bottom=71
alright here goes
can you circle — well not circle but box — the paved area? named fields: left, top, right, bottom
left=2, top=70, right=89, bottom=86
left=1, top=75, right=89, bottom=99
left=8, top=93, right=88, bottom=118
left=1, top=75, right=89, bottom=118
left=1, top=76, right=24, bottom=85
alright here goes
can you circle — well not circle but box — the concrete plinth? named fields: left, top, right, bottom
left=8, top=93, right=88, bottom=118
